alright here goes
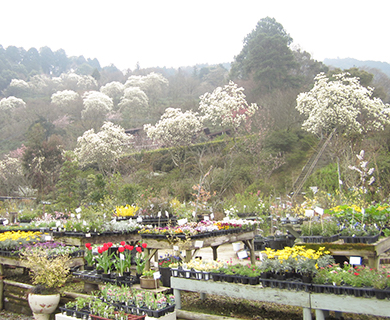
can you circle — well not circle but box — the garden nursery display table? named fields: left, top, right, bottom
left=142, top=229, right=258, bottom=270
left=171, top=277, right=390, bottom=320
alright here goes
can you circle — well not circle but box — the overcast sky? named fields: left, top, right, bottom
left=2, top=0, right=389, bottom=71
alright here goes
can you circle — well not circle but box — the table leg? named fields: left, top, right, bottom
left=173, top=288, right=181, bottom=309
left=212, top=246, right=219, bottom=261
left=302, top=308, right=312, bottom=320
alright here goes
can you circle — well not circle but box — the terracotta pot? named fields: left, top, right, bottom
left=28, top=293, right=60, bottom=320
left=140, top=276, right=159, bottom=289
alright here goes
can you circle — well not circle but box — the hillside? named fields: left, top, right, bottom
left=324, top=58, right=390, bottom=77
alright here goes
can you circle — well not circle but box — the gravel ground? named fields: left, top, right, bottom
left=0, top=310, right=34, bottom=320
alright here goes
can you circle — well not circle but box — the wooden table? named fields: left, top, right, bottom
left=171, top=277, right=390, bottom=320
left=142, top=230, right=258, bottom=270
left=53, top=233, right=142, bottom=247
left=298, top=236, right=390, bottom=269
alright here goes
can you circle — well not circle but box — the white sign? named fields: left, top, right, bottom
left=85, top=233, right=91, bottom=238
left=120, top=254, right=125, bottom=260
left=173, top=245, right=179, bottom=251
left=157, top=211, right=161, bottom=218
left=77, top=213, right=81, bottom=219
left=45, top=235, right=52, bottom=241
left=305, top=210, right=314, bottom=217
left=315, top=207, right=324, bottom=215
left=137, top=216, right=143, bottom=223
left=178, top=218, right=187, bottom=226
left=349, top=256, right=362, bottom=265
left=153, top=271, right=161, bottom=279
left=204, top=215, right=210, bottom=221
left=75, top=207, right=81, bottom=213
left=210, top=213, right=214, bottom=220
left=237, top=250, right=248, bottom=259
left=194, top=240, right=204, bottom=248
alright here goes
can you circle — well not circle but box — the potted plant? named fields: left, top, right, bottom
left=95, top=242, right=115, bottom=278
left=140, top=269, right=159, bottom=289
left=114, top=245, right=127, bottom=277
left=21, top=246, right=71, bottom=320
left=84, top=242, right=94, bottom=270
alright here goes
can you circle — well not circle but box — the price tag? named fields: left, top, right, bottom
left=178, top=218, right=187, bottom=226
left=204, top=215, right=209, bottom=221
left=192, top=211, right=196, bottom=218
left=362, top=208, right=365, bottom=215
left=153, top=271, right=161, bottom=279
left=137, top=216, right=143, bottom=223
left=173, top=245, right=179, bottom=251
left=157, top=211, right=161, bottom=218
left=237, top=250, right=248, bottom=259
left=56, top=221, right=61, bottom=227
left=315, top=207, right=324, bottom=215
left=77, top=213, right=81, bottom=219
left=45, top=235, right=52, bottom=241
left=194, top=240, right=203, bottom=248
left=120, top=254, right=125, bottom=260
left=305, top=210, right=314, bottom=217
left=83, top=220, right=87, bottom=226
left=210, top=213, right=214, bottom=220
left=75, top=207, right=82, bottom=213
left=85, top=233, right=91, bottom=238
left=3, top=219, right=8, bottom=225
left=165, top=211, right=169, bottom=218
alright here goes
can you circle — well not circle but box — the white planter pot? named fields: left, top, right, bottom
left=28, top=293, right=60, bottom=320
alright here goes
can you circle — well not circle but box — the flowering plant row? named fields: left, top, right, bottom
left=0, top=230, right=46, bottom=251
left=85, top=241, right=148, bottom=275
left=139, top=219, right=259, bottom=237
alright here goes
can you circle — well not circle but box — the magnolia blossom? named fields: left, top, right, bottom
left=0, top=96, right=26, bottom=110
left=144, top=108, right=203, bottom=147
left=199, top=81, right=258, bottom=129
left=51, top=90, right=79, bottom=108
left=296, top=73, right=390, bottom=135
left=125, top=72, right=168, bottom=97
left=74, top=121, right=132, bottom=172
left=9, top=79, right=30, bottom=91
left=118, top=87, right=149, bottom=112
left=81, top=91, right=113, bottom=119
left=100, top=81, right=125, bottom=104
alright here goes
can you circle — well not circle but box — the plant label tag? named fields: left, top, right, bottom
left=157, top=211, right=161, bottom=217
left=305, top=210, right=314, bottom=217
left=349, top=256, right=362, bottom=265
left=192, top=211, right=196, bottom=218
left=237, top=250, right=248, bottom=259
left=195, top=241, right=204, bottom=248
left=178, top=218, right=187, bottom=226
left=173, top=245, right=179, bottom=251
left=204, top=215, right=209, bottom=221
left=362, top=208, right=365, bottom=215
left=75, top=207, right=82, bottom=213
left=165, top=211, right=169, bottom=218
left=315, top=207, right=324, bottom=215
left=56, top=221, right=61, bottom=227
left=71, top=214, right=75, bottom=218
left=83, top=220, right=87, bottom=226
left=120, top=254, right=125, bottom=260
left=77, top=213, right=81, bottom=219
left=85, top=233, right=91, bottom=238
left=45, top=235, right=52, bottom=241
left=153, top=271, right=161, bottom=279
left=210, top=213, right=214, bottom=220
left=137, top=216, right=143, bottom=223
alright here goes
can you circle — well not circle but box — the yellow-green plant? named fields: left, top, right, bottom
left=22, top=246, right=71, bottom=294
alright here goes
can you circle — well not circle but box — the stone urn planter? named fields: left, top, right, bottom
left=28, top=293, right=60, bottom=320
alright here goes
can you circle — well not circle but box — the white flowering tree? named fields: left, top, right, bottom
left=296, top=72, right=390, bottom=195
left=144, top=108, right=203, bottom=166
left=51, top=90, right=80, bottom=108
left=125, top=72, right=168, bottom=103
left=81, top=91, right=113, bottom=130
left=7, top=79, right=30, bottom=96
left=0, top=96, right=26, bottom=111
left=199, top=81, right=258, bottom=132
left=74, top=121, right=132, bottom=174
left=296, top=72, right=390, bottom=136
left=100, top=81, right=125, bottom=106
left=0, top=152, right=29, bottom=196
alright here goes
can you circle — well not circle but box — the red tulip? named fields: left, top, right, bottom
left=107, top=242, right=113, bottom=248
left=120, top=241, right=126, bottom=246
left=136, top=247, right=142, bottom=253
left=97, top=247, right=103, bottom=254
left=118, top=246, right=125, bottom=253
left=103, top=243, right=109, bottom=250
left=88, top=247, right=92, bottom=251
left=141, top=243, right=147, bottom=249
left=128, top=245, right=134, bottom=251
left=85, top=243, right=91, bottom=248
